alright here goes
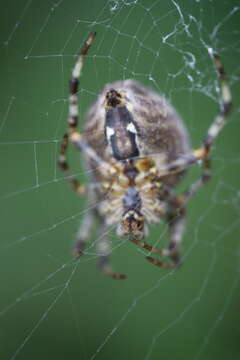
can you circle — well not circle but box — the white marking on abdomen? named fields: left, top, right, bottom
left=106, top=126, right=115, bottom=141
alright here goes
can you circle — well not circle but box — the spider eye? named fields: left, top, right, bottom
left=105, top=99, right=140, bottom=160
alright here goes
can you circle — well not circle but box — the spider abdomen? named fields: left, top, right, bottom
left=85, top=79, right=190, bottom=187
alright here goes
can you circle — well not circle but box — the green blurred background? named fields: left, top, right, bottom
left=1, top=0, right=240, bottom=359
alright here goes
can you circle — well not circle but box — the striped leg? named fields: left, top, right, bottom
left=58, top=32, right=96, bottom=192
left=130, top=238, right=166, bottom=255
left=97, top=223, right=127, bottom=280
left=148, top=52, right=232, bottom=271
left=180, top=157, right=211, bottom=202
left=155, top=51, right=232, bottom=186
left=203, top=50, right=232, bottom=152
left=178, top=51, right=232, bottom=201
left=67, top=31, right=116, bottom=176
left=73, top=208, right=96, bottom=257
left=68, top=32, right=96, bottom=131
left=58, top=133, right=86, bottom=194
left=73, top=197, right=96, bottom=257
left=146, top=202, right=186, bottom=269
left=59, top=32, right=116, bottom=191
left=165, top=207, right=186, bottom=266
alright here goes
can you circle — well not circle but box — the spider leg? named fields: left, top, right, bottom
left=181, top=157, right=211, bottom=202
left=67, top=32, right=115, bottom=173
left=165, top=204, right=186, bottom=266
left=172, top=52, right=232, bottom=202
left=146, top=196, right=186, bottom=269
left=72, top=184, right=99, bottom=256
left=97, top=223, right=127, bottom=280
left=202, top=50, right=232, bottom=153
left=59, top=32, right=117, bottom=190
left=58, top=133, right=86, bottom=194
left=130, top=237, right=165, bottom=255
left=67, top=32, right=107, bottom=166
left=73, top=210, right=96, bottom=257
left=186, top=51, right=232, bottom=186
left=58, top=32, right=96, bottom=192
left=68, top=32, right=96, bottom=132
left=148, top=52, right=232, bottom=270
left=153, top=52, right=232, bottom=180
left=146, top=256, right=176, bottom=269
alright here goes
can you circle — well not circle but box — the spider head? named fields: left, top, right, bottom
left=117, top=210, right=147, bottom=240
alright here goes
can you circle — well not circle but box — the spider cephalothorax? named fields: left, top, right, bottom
left=59, top=33, right=232, bottom=279
left=98, top=158, right=165, bottom=241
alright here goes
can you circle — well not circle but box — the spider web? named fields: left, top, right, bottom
left=1, top=0, right=240, bottom=359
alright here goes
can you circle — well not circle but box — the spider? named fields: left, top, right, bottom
left=58, top=32, right=232, bottom=279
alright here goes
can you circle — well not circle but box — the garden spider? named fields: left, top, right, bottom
left=58, top=32, right=232, bottom=279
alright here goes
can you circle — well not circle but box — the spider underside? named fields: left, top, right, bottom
left=59, top=32, right=232, bottom=279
